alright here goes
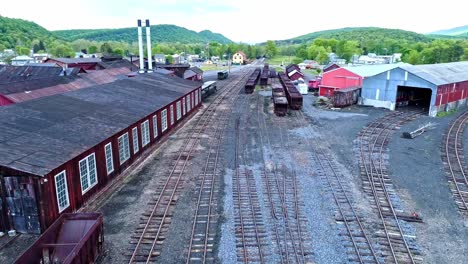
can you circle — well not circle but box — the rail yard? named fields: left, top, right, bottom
left=1, top=60, right=467, bottom=264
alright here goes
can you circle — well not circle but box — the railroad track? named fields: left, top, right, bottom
left=127, top=70, right=251, bottom=263
left=442, top=111, right=468, bottom=216
left=255, top=94, right=312, bottom=263
left=230, top=90, right=270, bottom=263
left=357, top=111, right=423, bottom=264
left=185, top=70, right=254, bottom=263
left=293, top=110, right=380, bottom=264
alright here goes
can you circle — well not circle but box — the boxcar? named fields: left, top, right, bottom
left=274, top=96, right=288, bottom=116
left=15, top=213, right=104, bottom=264
left=245, top=68, right=261, bottom=94
left=201, top=81, right=217, bottom=100
left=217, top=70, right=229, bottom=80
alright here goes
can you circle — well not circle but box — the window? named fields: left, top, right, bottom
left=118, top=133, right=130, bottom=164
left=141, top=120, right=150, bottom=146
left=176, top=101, right=181, bottom=120
left=132, top=127, right=139, bottom=154
left=152, top=115, right=158, bottom=138
left=55, top=171, right=70, bottom=213
left=79, top=153, right=97, bottom=194
left=182, top=98, right=186, bottom=116
left=104, top=143, right=114, bottom=174
left=195, top=90, right=199, bottom=106
left=161, top=109, right=168, bottom=132
left=187, top=94, right=191, bottom=112
left=170, top=105, right=175, bottom=125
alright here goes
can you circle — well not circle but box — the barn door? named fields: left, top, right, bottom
left=3, top=177, right=40, bottom=234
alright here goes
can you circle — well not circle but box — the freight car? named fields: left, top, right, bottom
left=245, top=68, right=261, bottom=94
left=217, top=70, right=229, bottom=80
left=273, top=96, right=288, bottom=116
left=278, top=72, right=303, bottom=110
left=201, top=81, right=217, bottom=100
left=259, top=64, right=270, bottom=86
left=15, top=213, right=104, bottom=264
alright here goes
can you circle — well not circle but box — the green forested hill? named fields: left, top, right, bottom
left=280, top=27, right=431, bottom=44
left=0, top=16, right=56, bottom=49
left=54, top=25, right=232, bottom=44
left=430, top=25, right=468, bottom=36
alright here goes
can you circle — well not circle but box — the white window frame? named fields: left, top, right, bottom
left=118, top=132, right=130, bottom=164
left=162, top=109, right=168, bottom=132
left=182, top=98, right=186, bottom=116
left=195, top=90, right=199, bottom=106
left=187, top=94, right=191, bottom=112
left=132, top=127, right=139, bottom=154
left=104, top=142, right=114, bottom=174
left=79, top=153, right=98, bottom=194
left=54, top=170, right=70, bottom=213
left=141, top=120, right=150, bottom=146
left=152, top=115, right=158, bottom=138
left=176, top=101, right=182, bottom=120
left=170, top=105, right=175, bottom=125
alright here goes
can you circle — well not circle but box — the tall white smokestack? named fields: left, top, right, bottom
left=137, top=19, right=144, bottom=73
left=146, top=19, right=153, bottom=72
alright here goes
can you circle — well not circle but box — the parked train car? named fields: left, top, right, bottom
left=245, top=68, right=261, bottom=94
left=278, top=72, right=303, bottom=110
left=201, top=81, right=217, bottom=100
left=259, top=64, right=269, bottom=86
left=217, top=70, right=229, bottom=80
left=15, top=213, right=104, bottom=264
left=273, top=96, right=288, bottom=116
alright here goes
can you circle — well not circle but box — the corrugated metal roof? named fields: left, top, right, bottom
left=47, top=57, right=101, bottom=64
left=4, top=67, right=130, bottom=103
left=0, top=65, right=65, bottom=85
left=0, top=73, right=200, bottom=176
left=344, top=63, right=411, bottom=77
left=184, top=70, right=197, bottom=79
left=400, top=61, right=468, bottom=86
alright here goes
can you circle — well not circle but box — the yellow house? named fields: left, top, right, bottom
left=232, top=51, right=247, bottom=64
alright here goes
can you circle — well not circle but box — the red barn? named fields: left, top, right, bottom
left=0, top=73, right=202, bottom=234
left=319, top=64, right=406, bottom=97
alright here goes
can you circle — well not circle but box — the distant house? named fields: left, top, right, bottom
left=32, top=53, right=50, bottom=63
left=204, top=60, right=213, bottom=65
left=303, top=60, right=320, bottom=69
left=184, top=66, right=203, bottom=81
left=187, top=54, right=200, bottom=62
left=45, top=57, right=103, bottom=72
left=285, top=64, right=304, bottom=81
left=232, top=51, right=247, bottom=65
left=11, top=55, right=35, bottom=66
left=211, top=56, right=220, bottom=63
left=154, top=54, right=166, bottom=63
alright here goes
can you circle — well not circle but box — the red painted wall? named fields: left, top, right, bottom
left=435, top=81, right=468, bottom=106
left=39, top=87, right=202, bottom=229
left=0, top=95, right=13, bottom=106
left=319, top=68, right=362, bottom=97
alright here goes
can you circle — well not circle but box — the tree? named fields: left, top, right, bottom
left=113, top=48, right=124, bottom=57
left=100, top=42, right=113, bottom=55
left=88, top=45, right=98, bottom=54
left=404, top=50, right=421, bottom=64
left=265, top=40, right=278, bottom=58
left=15, top=46, right=30, bottom=55
left=165, top=55, right=174, bottom=64
left=50, top=44, right=74, bottom=58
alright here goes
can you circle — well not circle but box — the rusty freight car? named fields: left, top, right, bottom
left=278, top=72, right=303, bottom=110
left=245, top=68, right=261, bottom=94
left=273, top=96, right=288, bottom=116
left=15, top=213, right=104, bottom=264
left=0, top=73, right=202, bottom=234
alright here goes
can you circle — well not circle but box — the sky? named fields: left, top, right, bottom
left=1, top=0, right=467, bottom=43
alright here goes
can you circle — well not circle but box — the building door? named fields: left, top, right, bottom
left=3, top=177, right=40, bottom=234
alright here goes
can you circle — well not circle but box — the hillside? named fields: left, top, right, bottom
left=0, top=16, right=56, bottom=49
left=430, top=25, right=468, bottom=36
left=54, top=25, right=233, bottom=44
left=277, top=27, right=431, bottom=44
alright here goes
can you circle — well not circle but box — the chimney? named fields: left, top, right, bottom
left=146, top=19, right=153, bottom=72
left=137, top=19, right=144, bottom=73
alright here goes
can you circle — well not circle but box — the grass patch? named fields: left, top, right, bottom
left=200, top=64, right=229, bottom=71
left=267, top=55, right=301, bottom=66
left=303, top=69, right=320, bottom=75
left=436, top=109, right=457, bottom=117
